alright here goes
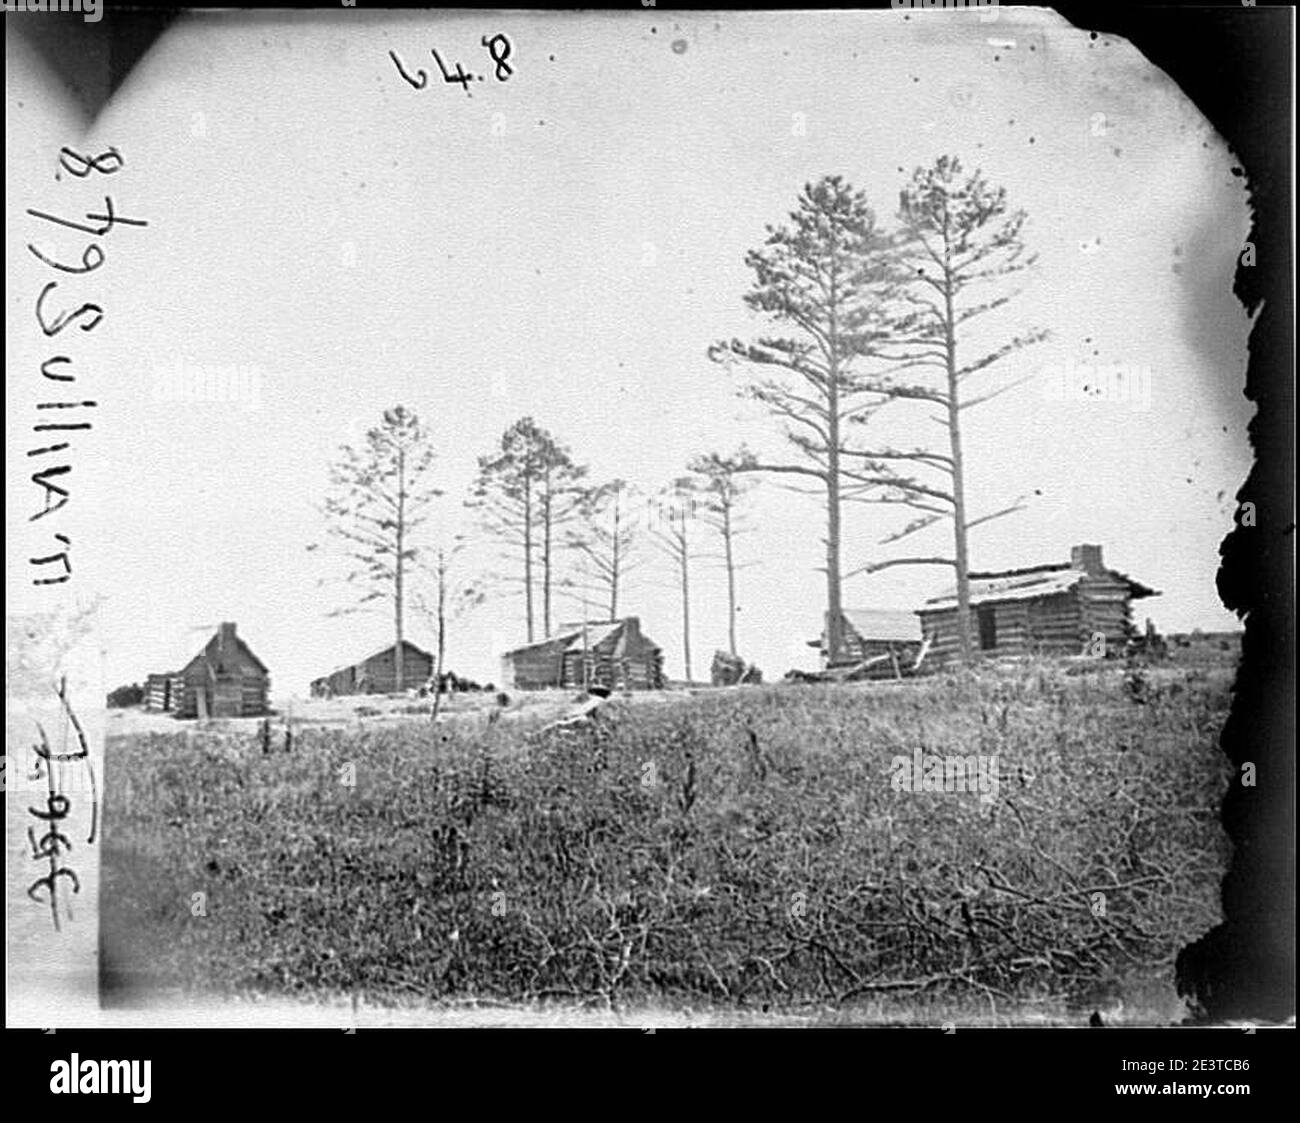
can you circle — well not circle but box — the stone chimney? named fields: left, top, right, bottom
left=218, top=621, right=237, bottom=653
left=1070, top=544, right=1104, bottom=575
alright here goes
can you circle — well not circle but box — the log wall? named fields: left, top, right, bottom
left=919, top=583, right=1138, bottom=668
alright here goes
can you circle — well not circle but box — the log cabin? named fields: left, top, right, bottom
left=916, top=544, right=1158, bottom=667
left=161, top=622, right=271, bottom=718
left=500, top=617, right=665, bottom=691
left=310, top=640, right=435, bottom=697
left=808, top=609, right=925, bottom=678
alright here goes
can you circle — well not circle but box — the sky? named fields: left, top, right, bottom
left=7, top=7, right=1254, bottom=697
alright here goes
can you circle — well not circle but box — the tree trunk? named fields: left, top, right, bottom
left=825, top=270, right=845, bottom=665
left=523, top=477, right=534, bottom=642
left=680, top=515, right=692, bottom=684
left=724, top=501, right=738, bottom=657
left=943, top=272, right=974, bottom=666
left=609, top=492, right=621, bottom=620
left=431, top=553, right=446, bottom=722
left=542, top=469, right=552, bottom=638
left=436, top=551, right=447, bottom=686
left=394, top=447, right=406, bottom=692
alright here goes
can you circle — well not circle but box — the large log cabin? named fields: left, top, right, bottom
left=916, top=544, right=1158, bottom=667
left=500, top=617, right=665, bottom=691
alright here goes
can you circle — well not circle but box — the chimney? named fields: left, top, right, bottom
left=218, top=621, right=237, bottom=652
left=1070, top=545, right=1104, bottom=575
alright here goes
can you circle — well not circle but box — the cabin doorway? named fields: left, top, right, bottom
left=977, top=606, right=998, bottom=651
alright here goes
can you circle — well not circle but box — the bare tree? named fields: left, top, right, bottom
left=470, top=417, right=587, bottom=641
left=688, top=452, right=757, bottom=657
left=563, top=478, right=641, bottom=620
left=414, top=536, right=484, bottom=720
left=651, top=477, right=701, bottom=684
left=314, top=406, right=440, bottom=692
left=841, top=156, right=1047, bottom=664
left=709, top=175, right=898, bottom=663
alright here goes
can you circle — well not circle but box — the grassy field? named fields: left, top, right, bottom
left=101, top=646, right=1237, bottom=1025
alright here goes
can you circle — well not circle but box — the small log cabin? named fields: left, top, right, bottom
left=145, top=622, right=270, bottom=718
left=808, top=609, right=925, bottom=678
left=916, top=544, right=1158, bottom=667
left=500, top=617, right=665, bottom=691
left=310, top=640, right=435, bottom=697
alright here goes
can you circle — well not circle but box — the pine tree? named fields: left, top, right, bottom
left=470, top=417, right=587, bottom=641
left=317, top=406, right=440, bottom=692
left=842, top=157, right=1047, bottom=664
left=710, top=176, right=898, bottom=663
left=688, top=452, right=756, bottom=658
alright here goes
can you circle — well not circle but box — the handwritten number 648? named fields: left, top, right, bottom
left=390, top=35, right=512, bottom=94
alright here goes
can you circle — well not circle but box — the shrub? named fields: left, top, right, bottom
left=101, top=665, right=1232, bottom=1015
left=107, top=682, right=144, bottom=708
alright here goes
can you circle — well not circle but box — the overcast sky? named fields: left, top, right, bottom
left=7, top=8, right=1253, bottom=695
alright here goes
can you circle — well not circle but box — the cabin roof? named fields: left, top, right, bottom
left=503, top=619, right=659, bottom=658
left=921, top=563, right=1158, bottom=610
left=807, top=609, right=921, bottom=648
left=844, top=608, right=922, bottom=642
left=183, top=626, right=269, bottom=676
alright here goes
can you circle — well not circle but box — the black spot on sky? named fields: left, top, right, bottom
left=993, top=55, right=1000, bottom=62
left=672, top=39, right=688, bottom=55
left=1112, top=147, right=1123, bottom=157
left=1029, top=137, right=1036, bottom=144
left=549, top=54, right=555, bottom=62
left=912, top=76, right=919, bottom=83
